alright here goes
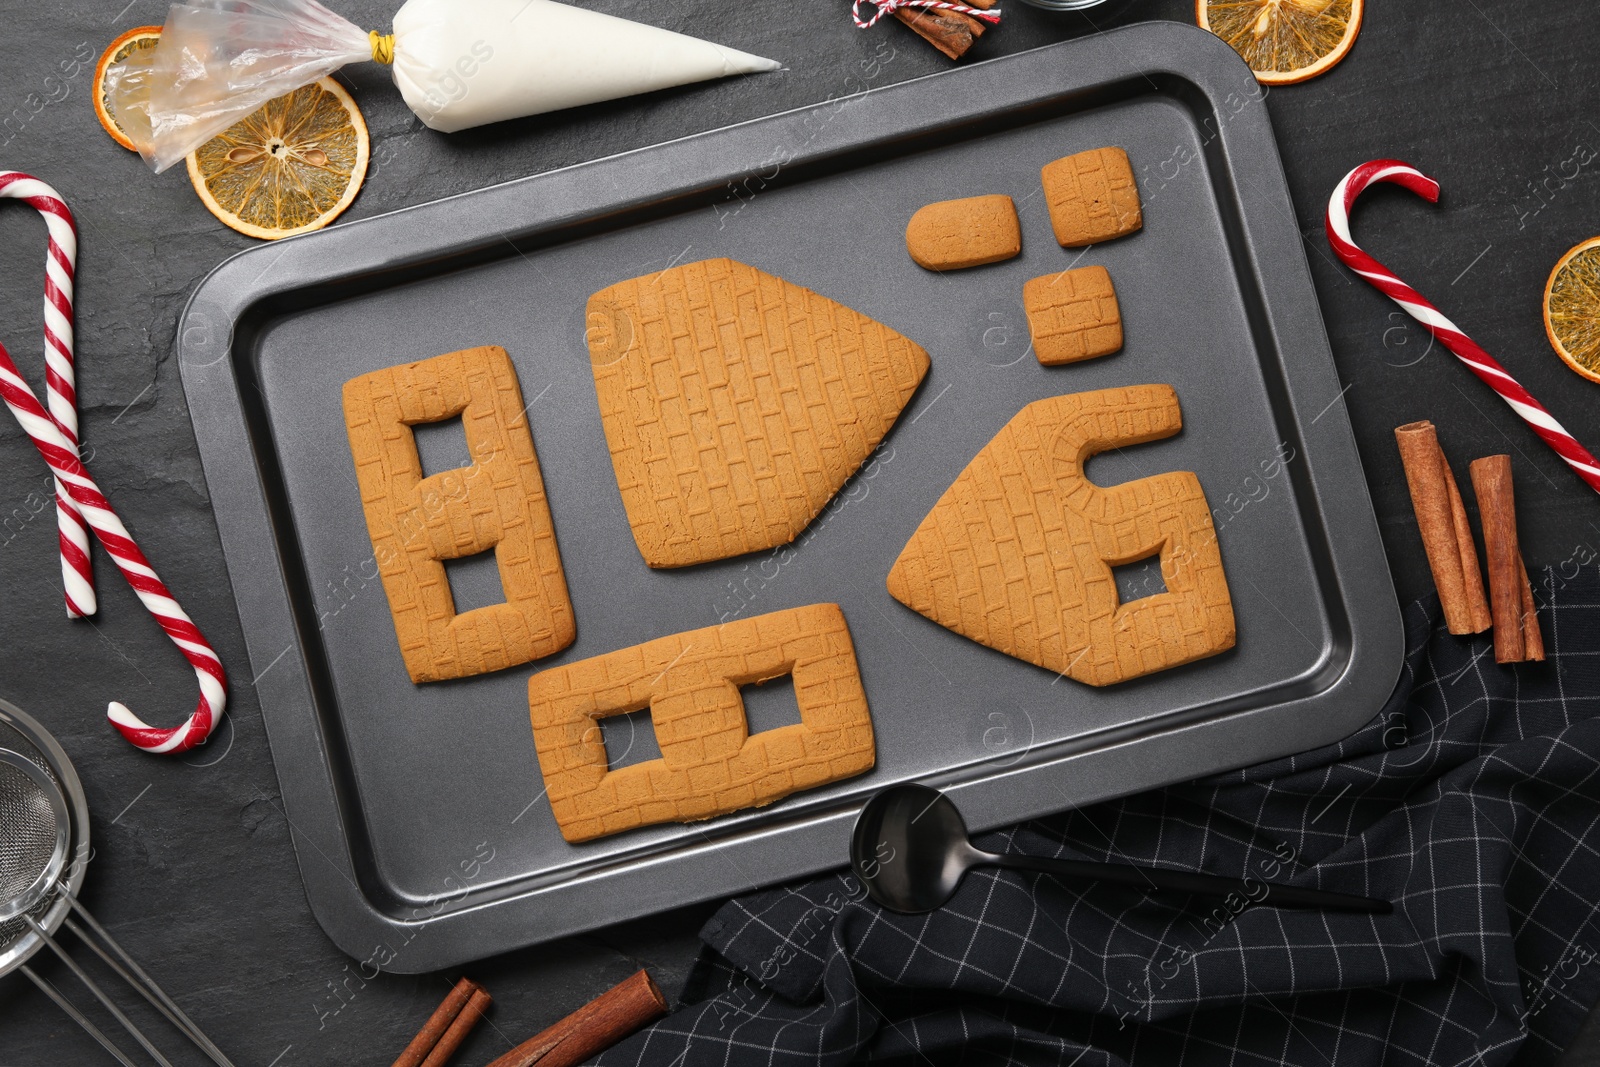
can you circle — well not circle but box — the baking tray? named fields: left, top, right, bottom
left=178, top=21, right=1403, bottom=973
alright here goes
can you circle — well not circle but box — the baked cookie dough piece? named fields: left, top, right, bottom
left=528, top=603, right=876, bottom=843
left=1041, top=147, right=1142, bottom=247
left=887, top=385, right=1234, bottom=686
left=1024, top=265, right=1123, bottom=365
left=343, top=345, right=575, bottom=683
left=905, top=194, right=1022, bottom=270
left=586, top=257, right=929, bottom=569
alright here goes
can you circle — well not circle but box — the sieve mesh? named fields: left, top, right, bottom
left=0, top=759, right=61, bottom=905
left=0, top=717, right=71, bottom=959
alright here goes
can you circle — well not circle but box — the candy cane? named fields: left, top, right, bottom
left=1327, top=159, right=1600, bottom=496
left=0, top=172, right=96, bottom=617
left=851, top=0, right=1001, bottom=29
left=0, top=340, right=226, bottom=752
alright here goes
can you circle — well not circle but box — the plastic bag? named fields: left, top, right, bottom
left=109, top=0, right=779, bottom=174
left=113, top=0, right=369, bottom=173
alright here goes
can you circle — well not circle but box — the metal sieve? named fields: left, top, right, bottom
left=0, top=698, right=235, bottom=1067
left=0, top=697, right=87, bottom=976
left=0, top=749, right=70, bottom=922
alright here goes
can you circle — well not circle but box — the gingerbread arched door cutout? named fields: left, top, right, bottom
left=887, top=385, right=1235, bottom=686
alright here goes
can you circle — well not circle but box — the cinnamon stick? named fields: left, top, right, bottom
left=1469, top=455, right=1545, bottom=663
left=1394, top=421, right=1492, bottom=634
left=1518, top=556, right=1546, bottom=661
left=420, top=987, right=492, bottom=1067
left=893, top=6, right=985, bottom=61
left=485, top=969, right=668, bottom=1067
left=394, top=977, right=481, bottom=1067
left=1443, top=460, right=1494, bottom=633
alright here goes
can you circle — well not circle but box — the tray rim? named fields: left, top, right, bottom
left=176, top=19, right=1403, bottom=972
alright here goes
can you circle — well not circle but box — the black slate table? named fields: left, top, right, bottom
left=3, top=1, right=1599, bottom=1063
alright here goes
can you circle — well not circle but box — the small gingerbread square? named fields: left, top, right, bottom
left=1041, top=147, right=1142, bottom=247
left=905, top=194, right=1022, bottom=271
left=1024, top=266, right=1123, bottom=365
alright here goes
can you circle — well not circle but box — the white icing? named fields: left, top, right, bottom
left=391, top=0, right=781, bottom=133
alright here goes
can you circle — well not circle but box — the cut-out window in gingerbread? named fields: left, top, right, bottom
left=886, top=385, right=1235, bottom=686
left=528, top=604, right=875, bottom=842
left=343, top=345, right=574, bottom=683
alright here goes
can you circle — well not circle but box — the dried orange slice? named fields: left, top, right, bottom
left=186, top=77, right=369, bottom=241
left=1197, top=0, right=1363, bottom=85
left=1544, top=236, right=1600, bottom=384
left=94, top=26, right=162, bottom=150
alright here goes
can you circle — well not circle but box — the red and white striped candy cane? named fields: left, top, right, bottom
left=0, top=172, right=96, bottom=617
left=851, top=0, right=1001, bottom=28
left=0, top=174, right=226, bottom=754
left=0, top=339, right=226, bottom=753
left=1327, top=159, right=1600, bottom=496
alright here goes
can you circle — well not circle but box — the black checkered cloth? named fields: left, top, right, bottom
left=598, top=570, right=1600, bottom=1067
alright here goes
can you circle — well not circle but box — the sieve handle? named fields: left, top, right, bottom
left=64, top=896, right=239, bottom=1067
left=21, top=964, right=140, bottom=1067
left=25, top=915, right=177, bottom=1067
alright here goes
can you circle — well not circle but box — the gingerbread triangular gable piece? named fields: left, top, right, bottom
left=886, top=385, right=1236, bottom=686
left=587, top=257, right=929, bottom=568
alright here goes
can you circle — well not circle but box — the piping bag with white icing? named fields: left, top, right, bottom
left=107, top=0, right=781, bottom=173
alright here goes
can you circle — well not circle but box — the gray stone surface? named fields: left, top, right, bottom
left=1, top=1, right=1598, bottom=1063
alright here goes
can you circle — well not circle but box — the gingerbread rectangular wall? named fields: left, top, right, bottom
left=343, top=345, right=575, bottom=683
left=528, top=603, right=875, bottom=842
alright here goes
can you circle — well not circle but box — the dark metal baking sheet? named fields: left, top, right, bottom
left=178, top=21, right=1403, bottom=973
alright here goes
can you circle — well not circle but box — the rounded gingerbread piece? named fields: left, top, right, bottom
left=905, top=194, right=1022, bottom=271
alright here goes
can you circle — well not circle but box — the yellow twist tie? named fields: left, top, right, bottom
left=369, top=31, right=395, bottom=64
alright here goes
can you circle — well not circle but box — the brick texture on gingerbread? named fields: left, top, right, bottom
left=1024, top=265, right=1124, bottom=365
left=1041, top=146, right=1143, bottom=248
left=887, top=385, right=1234, bottom=686
left=586, top=257, right=929, bottom=569
left=343, top=345, right=575, bottom=684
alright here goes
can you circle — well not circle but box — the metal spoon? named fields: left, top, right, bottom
left=850, top=784, right=1393, bottom=916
